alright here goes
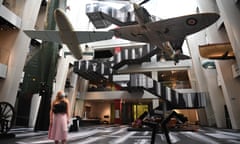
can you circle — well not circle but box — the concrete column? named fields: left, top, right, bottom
left=213, top=1, right=240, bottom=128
left=76, top=64, right=91, bottom=118
left=215, top=0, right=240, bottom=69
left=65, top=68, right=79, bottom=116
left=0, top=0, right=42, bottom=106
left=196, top=0, right=229, bottom=128
left=52, top=53, right=74, bottom=100
left=151, top=71, right=160, bottom=110
left=74, top=100, right=84, bottom=117
left=187, top=31, right=215, bottom=126
left=215, top=60, right=240, bottom=129
left=187, top=32, right=208, bottom=93
left=203, top=69, right=226, bottom=128
left=151, top=71, right=158, bottom=81
left=28, top=94, right=41, bottom=127
left=196, top=0, right=219, bottom=13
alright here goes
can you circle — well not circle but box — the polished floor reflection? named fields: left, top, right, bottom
left=1, top=125, right=240, bottom=144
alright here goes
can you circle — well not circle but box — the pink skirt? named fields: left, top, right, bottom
left=48, top=113, right=68, bottom=140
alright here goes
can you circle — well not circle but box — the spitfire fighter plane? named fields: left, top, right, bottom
left=87, top=0, right=220, bottom=63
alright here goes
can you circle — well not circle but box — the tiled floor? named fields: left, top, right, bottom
left=1, top=125, right=240, bottom=144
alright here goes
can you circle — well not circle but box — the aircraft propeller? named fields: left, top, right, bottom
left=127, top=0, right=150, bottom=6
left=139, top=0, right=150, bottom=6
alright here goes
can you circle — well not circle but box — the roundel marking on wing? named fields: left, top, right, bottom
left=186, top=18, right=198, bottom=26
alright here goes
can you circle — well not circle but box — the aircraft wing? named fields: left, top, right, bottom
left=111, top=13, right=219, bottom=43
left=75, top=31, right=114, bottom=43
left=111, top=25, right=150, bottom=43
left=146, top=13, right=220, bottom=41
left=24, top=30, right=62, bottom=43
left=24, top=30, right=114, bottom=44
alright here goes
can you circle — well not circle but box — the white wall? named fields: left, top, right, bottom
left=187, top=31, right=216, bottom=126
left=195, top=0, right=230, bottom=128
left=203, top=68, right=226, bottom=128
left=216, top=0, right=240, bottom=69
left=0, top=0, right=42, bottom=106
left=215, top=60, right=240, bottom=129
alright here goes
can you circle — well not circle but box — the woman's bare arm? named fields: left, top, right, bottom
left=65, top=98, right=71, bottom=123
left=49, top=102, right=54, bottom=125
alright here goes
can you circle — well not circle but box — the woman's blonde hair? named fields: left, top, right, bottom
left=56, top=90, right=65, bottom=100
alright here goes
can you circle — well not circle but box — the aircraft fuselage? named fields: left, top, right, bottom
left=133, top=5, right=173, bottom=54
left=54, top=9, right=83, bottom=59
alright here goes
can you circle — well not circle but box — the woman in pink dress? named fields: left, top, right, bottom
left=49, top=90, right=70, bottom=144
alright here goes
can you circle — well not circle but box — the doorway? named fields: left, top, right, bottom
left=133, top=104, right=148, bottom=120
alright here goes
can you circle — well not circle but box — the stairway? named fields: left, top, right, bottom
left=73, top=45, right=207, bottom=109
left=128, top=74, right=206, bottom=109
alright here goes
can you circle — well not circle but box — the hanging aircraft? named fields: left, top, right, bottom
left=24, top=8, right=114, bottom=59
left=87, top=0, right=220, bottom=64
